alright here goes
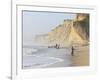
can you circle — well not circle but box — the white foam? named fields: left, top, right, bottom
left=23, top=54, right=64, bottom=68
left=23, top=48, right=38, bottom=55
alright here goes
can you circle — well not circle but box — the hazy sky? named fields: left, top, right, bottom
left=23, top=11, right=76, bottom=41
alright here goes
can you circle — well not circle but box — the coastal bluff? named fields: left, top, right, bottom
left=33, top=14, right=89, bottom=47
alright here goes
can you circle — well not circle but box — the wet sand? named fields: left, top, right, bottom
left=72, top=45, right=89, bottom=66
left=23, top=45, right=89, bottom=69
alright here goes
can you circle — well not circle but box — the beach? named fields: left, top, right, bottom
left=23, top=46, right=73, bottom=69
left=71, top=45, right=89, bottom=66
left=22, top=11, right=89, bottom=69
left=22, top=45, right=89, bottom=69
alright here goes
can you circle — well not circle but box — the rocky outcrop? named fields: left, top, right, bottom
left=73, top=13, right=89, bottom=41
left=33, top=14, right=89, bottom=47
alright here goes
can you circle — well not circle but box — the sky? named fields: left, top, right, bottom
left=23, top=11, right=76, bottom=42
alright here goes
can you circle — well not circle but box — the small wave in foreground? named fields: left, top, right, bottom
left=23, top=48, right=38, bottom=55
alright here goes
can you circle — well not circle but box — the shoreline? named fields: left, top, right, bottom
left=23, top=45, right=89, bottom=69
left=71, top=45, right=89, bottom=66
left=23, top=47, right=72, bottom=69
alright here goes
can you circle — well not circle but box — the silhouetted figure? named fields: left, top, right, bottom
left=71, top=46, right=74, bottom=56
left=57, top=44, right=60, bottom=49
left=55, top=44, right=57, bottom=48
left=54, top=44, right=60, bottom=49
left=54, top=44, right=57, bottom=48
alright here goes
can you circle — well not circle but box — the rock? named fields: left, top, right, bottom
left=33, top=14, right=89, bottom=47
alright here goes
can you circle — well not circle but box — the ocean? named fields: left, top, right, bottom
left=22, top=45, right=72, bottom=69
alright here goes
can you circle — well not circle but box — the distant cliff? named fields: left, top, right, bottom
left=33, top=14, right=89, bottom=47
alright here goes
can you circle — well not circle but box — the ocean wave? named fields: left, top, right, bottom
left=23, top=48, right=38, bottom=55
left=23, top=55, right=64, bottom=68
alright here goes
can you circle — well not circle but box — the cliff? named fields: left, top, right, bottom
left=33, top=14, right=89, bottom=47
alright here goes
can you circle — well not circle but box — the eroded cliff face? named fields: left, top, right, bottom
left=33, top=14, right=89, bottom=47
left=73, top=13, right=89, bottom=41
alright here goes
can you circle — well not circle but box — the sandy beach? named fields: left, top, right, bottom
left=22, top=45, right=89, bottom=69
left=71, top=45, right=89, bottom=66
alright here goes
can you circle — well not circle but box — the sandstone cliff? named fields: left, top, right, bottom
left=33, top=14, right=89, bottom=47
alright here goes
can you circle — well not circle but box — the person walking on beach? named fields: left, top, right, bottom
left=71, top=46, right=74, bottom=56
left=55, top=44, right=57, bottom=48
